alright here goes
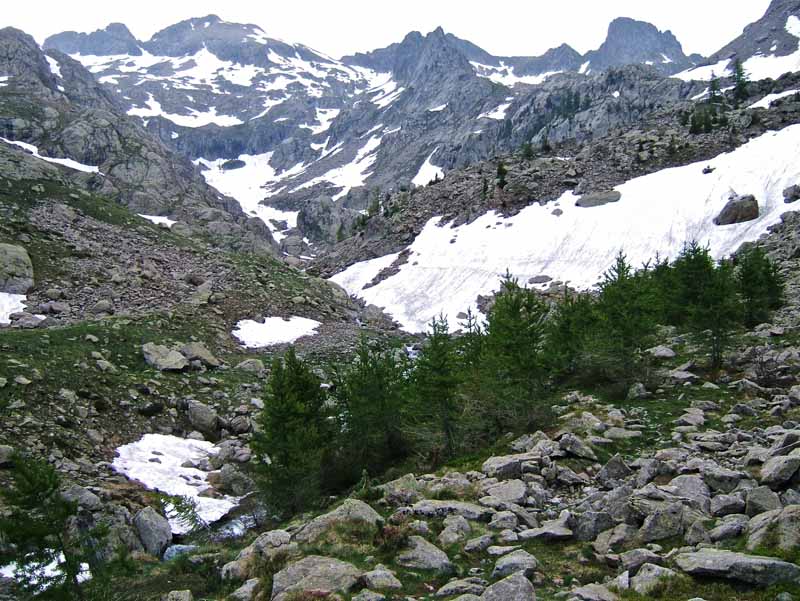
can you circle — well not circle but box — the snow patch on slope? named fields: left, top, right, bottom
left=0, top=293, right=28, bottom=325
left=1, top=138, right=100, bottom=173
left=332, top=124, right=800, bottom=332
left=294, top=135, right=382, bottom=200
left=471, top=61, right=561, bottom=87
left=112, top=434, right=238, bottom=534
left=232, top=316, right=321, bottom=348
left=749, top=88, right=800, bottom=109
left=412, top=149, right=444, bottom=187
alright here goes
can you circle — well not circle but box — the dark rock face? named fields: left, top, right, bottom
left=583, top=17, right=701, bottom=75
left=714, top=194, right=760, bottom=225
left=0, top=27, right=276, bottom=255
left=42, top=15, right=712, bottom=249
left=706, top=0, right=800, bottom=65
left=576, top=191, right=622, bottom=208
left=44, top=23, right=142, bottom=56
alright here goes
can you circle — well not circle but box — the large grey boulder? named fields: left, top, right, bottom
left=481, top=452, right=538, bottom=479
left=713, top=194, right=759, bottom=225
left=397, top=536, right=453, bottom=572
left=294, top=499, right=383, bottom=543
left=229, top=579, right=259, bottom=601
left=360, top=564, right=402, bottom=590
left=0, top=243, right=33, bottom=294
left=576, top=190, right=621, bottom=208
left=596, top=455, right=632, bottom=489
left=746, top=485, right=782, bottom=516
left=133, top=507, right=172, bottom=558
left=630, top=563, right=677, bottom=595
left=760, top=456, right=800, bottom=488
left=784, top=184, right=800, bottom=203
left=484, top=479, right=528, bottom=504
left=675, top=549, right=800, bottom=586
left=272, top=556, right=361, bottom=601
left=179, top=342, right=221, bottom=367
left=412, top=499, right=493, bottom=521
left=492, top=549, right=539, bottom=578
left=481, top=572, right=536, bottom=601
left=747, top=505, right=800, bottom=551
left=186, top=400, right=219, bottom=436
left=142, top=343, right=188, bottom=371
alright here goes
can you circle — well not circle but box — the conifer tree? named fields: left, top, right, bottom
left=0, top=454, right=93, bottom=600
left=689, top=260, right=740, bottom=369
left=407, top=316, right=460, bottom=463
left=333, top=336, right=407, bottom=481
left=709, top=72, right=722, bottom=104
left=481, top=274, right=549, bottom=426
left=546, top=291, right=598, bottom=378
left=496, top=162, right=508, bottom=189
left=733, top=58, right=749, bottom=102
left=594, top=252, right=658, bottom=381
left=251, top=348, right=329, bottom=516
left=737, top=247, right=784, bottom=327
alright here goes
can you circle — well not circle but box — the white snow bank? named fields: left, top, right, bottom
left=1, top=138, right=100, bottom=173
left=471, top=61, right=561, bottom=87
left=0, top=292, right=27, bottom=325
left=428, top=104, right=447, bottom=112
left=112, top=434, right=238, bottom=534
left=128, top=93, right=242, bottom=128
left=293, top=135, right=382, bottom=201
left=232, top=316, right=321, bottom=348
left=749, top=89, right=800, bottom=109
left=138, top=214, right=177, bottom=228
left=478, top=102, right=511, bottom=120
left=412, top=149, right=444, bottom=187
left=194, top=152, right=300, bottom=240
left=332, top=124, right=800, bottom=332
left=675, top=17, right=800, bottom=83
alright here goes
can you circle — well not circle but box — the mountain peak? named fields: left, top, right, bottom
left=44, top=22, right=142, bottom=56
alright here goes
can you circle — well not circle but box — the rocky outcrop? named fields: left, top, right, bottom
left=271, top=556, right=361, bottom=601
left=133, top=507, right=172, bottom=558
left=714, top=194, right=760, bottom=225
left=0, top=244, right=34, bottom=294
left=675, top=549, right=800, bottom=586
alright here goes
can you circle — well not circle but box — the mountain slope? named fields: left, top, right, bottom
left=43, top=16, right=710, bottom=253
left=0, top=27, right=275, bottom=254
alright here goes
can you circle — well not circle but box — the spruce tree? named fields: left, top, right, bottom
left=594, top=252, right=658, bottom=382
left=546, top=291, right=598, bottom=378
left=496, top=162, right=508, bottom=190
left=733, top=59, right=749, bottom=102
left=251, top=348, right=329, bottom=516
left=481, top=274, right=550, bottom=427
left=407, top=316, right=460, bottom=463
left=737, top=247, right=784, bottom=327
left=689, top=260, right=740, bottom=369
left=0, top=454, right=93, bottom=600
left=709, top=72, right=722, bottom=104
left=333, top=336, right=407, bottom=482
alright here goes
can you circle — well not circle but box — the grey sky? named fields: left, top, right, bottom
left=3, top=0, right=771, bottom=59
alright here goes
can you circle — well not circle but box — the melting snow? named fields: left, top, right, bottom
left=332, top=124, right=800, bottom=332
left=471, top=61, right=561, bottom=87
left=579, top=61, right=591, bottom=75
left=412, top=149, right=444, bottom=186
left=749, top=88, right=800, bottom=109
left=300, top=108, right=340, bottom=135
left=1, top=138, right=100, bottom=173
left=294, top=135, right=382, bottom=200
left=45, top=55, right=62, bottom=78
left=194, top=153, right=299, bottom=240
left=138, top=214, right=177, bottom=228
left=232, top=316, right=321, bottom=348
left=478, top=102, right=511, bottom=120
left=428, top=104, right=448, bottom=112
left=0, top=292, right=28, bottom=325
left=112, top=434, right=238, bottom=534
left=127, top=93, right=242, bottom=127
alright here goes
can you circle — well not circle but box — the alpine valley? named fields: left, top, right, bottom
left=3, top=1, right=800, bottom=600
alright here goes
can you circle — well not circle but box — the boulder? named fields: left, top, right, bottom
left=482, top=453, right=538, bottom=479
left=412, top=499, right=493, bottom=521
left=492, top=549, right=539, bottom=578
left=229, top=579, right=259, bottom=601
left=784, top=184, right=800, bottom=203
left=396, top=536, right=453, bottom=572
left=713, top=194, right=759, bottom=226
left=484, top=479, right=528, bottom=504
left=620, top=548, right=663, bottom=575
left=568, top=583, right=618, bottom=601
left=647, top=345, right=676, bottom=359
left=746, top=485, right=782, bottom=516
left=630, top=563, right=677, bottom=595
left=0, top=243, right=34, bottom=294
left=142, top=343, right=188, bottom=371
left=559, top=433, right=597, bottom=461
left=760, top=456, right=800, bottom=488
left=747, top=505, right=800, bottom=551
left=435, top=577, right=486, bottom=597
left=675, top=549, right=800, bottom=586
left=638, top=502, right=685, bottom=542
left=186, top=400, right=219, bottom=436
left=271, top=556, right=361, bottom=601
left=294, top=499, right=383, bottom=543
left=481, top=572, right=536, bottom=601
left=360, top=564, right=402, bottom=590
left=133, top=507, right=172, bottom=558
left=163, top=592, right=193, bottom=601
left=180, top=342, right=221, bottom=368
left=576, top=190, right=621, bottom=208
left=596, top=455, right=632, bottom=489
left=438, top=514, right=471, bottom=546
left=518, top=510, right=573, bottom=541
